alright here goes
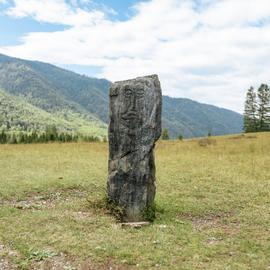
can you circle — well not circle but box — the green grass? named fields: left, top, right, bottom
left=0, top=133, right=270, bottom=269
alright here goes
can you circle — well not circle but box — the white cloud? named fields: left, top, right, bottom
left=6, top=0, right=105, bottom=26
left=200, top=0, right=270, bottom=28
left=1, top=0, right=270, bottom=113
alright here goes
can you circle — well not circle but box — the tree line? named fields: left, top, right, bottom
left=0, top=125, right=105, bottom=144
left=161, top=128, right=184, bottom=140
left=243, top=84, right=270, bottom=133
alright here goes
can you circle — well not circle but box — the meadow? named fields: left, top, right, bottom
left=0, top=133, right=269, bottom=269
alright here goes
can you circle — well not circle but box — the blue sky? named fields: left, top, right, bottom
left=1, top=0, right=270, bottom=113
left=0, top=0, right=146, bottom=75
left=0, top=15, right=67, bottom=46
left=97, top=0, right=144, bottom=19
left=0, top=0, right=140, bottom=46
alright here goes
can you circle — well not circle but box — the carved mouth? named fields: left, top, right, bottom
left=121, top=111, right=138, bottom=120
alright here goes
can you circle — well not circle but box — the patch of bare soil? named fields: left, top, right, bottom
left=71, top=211, right=91, bottom=221
left=80, top=258, right=135, bottom=270
left=178, top=211, right=240, bottom=232
left=29, top=252, right=76, bottom=270
left=0, top=184, right=103, bottom=214
left=0, top=186, right=89, bottom=211
left=0, top=243, right=19, bottom=270
left=30, top=254, right=133, bottom=270
left=0, top=192, right=63, bottom=210
left=1, top=197, right=54, bottom=211
left=178, top=211, right=241, bottom=246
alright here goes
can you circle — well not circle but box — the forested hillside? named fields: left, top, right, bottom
left=163, top=96, right=243, bottom=137
left=0, top=53, right=243, bottom=138
left=0, top=54, right=107, bottom=136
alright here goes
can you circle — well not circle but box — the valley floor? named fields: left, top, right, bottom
left=0, top=134, right=269, bottom=269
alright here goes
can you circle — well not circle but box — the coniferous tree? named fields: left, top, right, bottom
left=161, top=128, right=170, bottom=140
left=243, top=86, right=258, bottom=132
left=257, top=84, right=270, bottom=131
left=45, top=125, right=58, bottom=141
left=178, top=134, right=183, bottom=140
left=0, top=130, right=7, bottom=144
left=32, top=130, right=38, bottom=143
left=8, top=133, right=17, bottom=144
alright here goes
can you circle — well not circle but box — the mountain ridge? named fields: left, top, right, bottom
left=0, top=53, right=243, bottom=138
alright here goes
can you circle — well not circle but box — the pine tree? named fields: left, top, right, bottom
left=243, top=86, right=258, bottom=133
left=257, top=84, right=270, bottom=131
left=0, top=130, right=7, bottom=144
left=161, top=129, right=170, bottom=140
left=45, top=125, right=58, bottom=141
left=32, top=130, right=38, bottom=143
left=178, top=134, right=183, bottom=140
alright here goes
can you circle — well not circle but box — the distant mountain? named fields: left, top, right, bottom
left=0, top=89, right=106, bottom=136
left=0, top=53, right=243, bottom=138
left=0, top=53, right=108, bottom=136
left=162, top=96, right=243, bottom=137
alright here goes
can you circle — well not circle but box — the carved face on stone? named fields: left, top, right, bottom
left=109, top=75, right=162, bottom=153
left=120, top=82, right=145, bottom=132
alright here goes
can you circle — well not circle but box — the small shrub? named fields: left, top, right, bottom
left=178, top=134, right=183, bottom=141
left=198, top=138, right=217, bottom=147
left=86, top=186, right=107, bottom=211
left=143, top=203, right=157, bottom=222
left=105, top=197, right=125, bottom=221
left=87, top=194, right=125, bottom=221
left=161, top=129, right=170, bottom=140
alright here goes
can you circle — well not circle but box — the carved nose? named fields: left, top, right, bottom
left=131, top=96, right=136, bottom=110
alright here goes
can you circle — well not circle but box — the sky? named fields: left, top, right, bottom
left=1, top=0, right=270, bottom=113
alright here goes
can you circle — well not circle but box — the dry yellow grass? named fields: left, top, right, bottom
left=0, top=133, right=269, bottom=269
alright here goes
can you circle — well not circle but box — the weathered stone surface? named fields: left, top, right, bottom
left=107, top=74, right=162, bottom=222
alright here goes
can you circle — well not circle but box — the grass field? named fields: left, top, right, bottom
left=0, top=133, right=270, bottom=269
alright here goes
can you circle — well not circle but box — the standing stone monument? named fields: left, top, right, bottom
left=107, top=74, right=162, bottom=222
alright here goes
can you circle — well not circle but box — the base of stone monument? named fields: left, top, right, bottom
left=120, top=222, right=150, bottom=229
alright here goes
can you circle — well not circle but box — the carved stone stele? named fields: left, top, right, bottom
left=107, top=74, right=162, bottom=222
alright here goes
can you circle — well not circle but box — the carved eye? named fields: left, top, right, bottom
left=136, top=89, right=144, bottom=98
left=125, top=88, right=132, bottom=97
